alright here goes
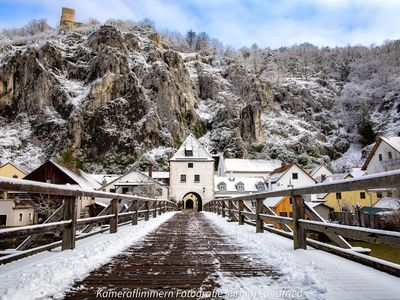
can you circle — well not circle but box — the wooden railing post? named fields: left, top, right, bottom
left=145, top=201, right=150, bottom=221
left=238, top=199, right=244, bottom=225
left=110, top=199, right=118, bottom=233
left=228, top=200, right=233, bottom=220
left=153, top=201, right=157, bottom=218
left=132, top=200, right=138, bottom=225
left=62, top=196, right=77, bottom=250
left=255, top=198, right=264, bottom=233
left=217, top=202, right=221, bottom=215
left=222, top=201, right=226, bottom=218
left=158, top=201, right=162, bottom=215
left=292, top=195, right=306, bottom=250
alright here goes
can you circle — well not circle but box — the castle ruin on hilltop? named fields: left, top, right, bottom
left=59, top=7, right=82, bottom=29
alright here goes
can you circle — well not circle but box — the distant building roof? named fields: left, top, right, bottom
left=372, top=197, right=400, bottom=210
left=170, top=134, right=213, bottom=161
left=89, top=174, right=120, bottom=186
left=263, top=196, right=284, bottom=207
left=141, top=171, right=170, bottom=179
left=362, top=136, right=400, bottom=170
left=224, top=159, right=281, bottom=173
left=309, top=165, right=333, bottom=177
left=215, top=176, right=265, bottom=192
left=0, top=162, right=29, bottom=176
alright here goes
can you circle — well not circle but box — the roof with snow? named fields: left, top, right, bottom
left=362, top=136, right=400, bottom=170
left=372, top=197, right=400, bottom=210
left=141, top=171, right=170, bottom=179
left=51, top=161, right=102, bottom=190
left=170, top=134, right=213, bottom=161
left=224, top=159, right=282, bottom=173
left=25, top=160, right=101, bottom=190
left=309, top=165, right=333, bottom=177
left=89, top=174, right=120, bottom=186
left=104, top=169, right=167, bottom=188
left=0, top=162, right=29, bottom=175
left=267, top=163, right=317, bottom=184
left=263, top=196, right=284, bottom=207
left=215, top=176, right=265, bottom=192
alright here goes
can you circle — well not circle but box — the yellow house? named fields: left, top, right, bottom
left=323, top=173, right=379, bottom=212
left=0, top=162, right=27, bottom=179
left=0, top=162, right=28, bottom=200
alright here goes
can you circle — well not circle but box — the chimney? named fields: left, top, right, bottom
left=148, top=165, right=153, bottom=178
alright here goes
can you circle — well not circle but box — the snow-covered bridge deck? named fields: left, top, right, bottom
left=1, top=211, right=399, bottom=300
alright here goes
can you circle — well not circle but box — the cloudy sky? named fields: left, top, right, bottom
left=0, top=0, right=399, bottom=48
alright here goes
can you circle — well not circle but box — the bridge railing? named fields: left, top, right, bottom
left=204, top=169, right=400, bottom=277
left=0, top=176, right=177, bottom=264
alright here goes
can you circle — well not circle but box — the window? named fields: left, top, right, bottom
left=188, top=163, right=193, bottom=168
left=251, top=200, right=256, bottom=207
left=289, top=212, right=293, bottom=218
left=12, top=174, right=18, bottom=179
left=336, top=192, right=342, bottom=200
left=388, top=151, right=393, bottom=159
left=122, top=187, right=129, bottom=194
left=379, top=154, right=383, bottom=161
left=19, top=213, right=23, bottom=222
left=289, top=197, right=293, bottom=204
left=185, top=148, right=193, bottom=156
left=236, top=182, right=244, bottom=191
left=110, top=188, right=116, bottom=193
left=387, top=191, right=393, bottom=197
left=29, top=213, right=33, bottom=221
left=218, top=182, right=226, bottom=191
left=377, top=192, right=383, bottom=198
left=194, top=175, right=200, bottom=183
left=280, top=212, right=288, bottom=217
left=360, top=192, right=366, bottom=199
left=256, top=182, right=265, bottom=191
left=292, top=173, right=298, bottom=180
left=181, top=174, right=186, bottom=183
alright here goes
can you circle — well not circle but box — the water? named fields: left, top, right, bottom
left=350, top=241, right=400, bottom=265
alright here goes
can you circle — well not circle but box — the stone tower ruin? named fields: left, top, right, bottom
left=59, top=7, right=81, bottom=29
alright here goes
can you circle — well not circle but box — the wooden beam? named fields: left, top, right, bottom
left=62, top=197, right=77, bottom=250
left=0, top=221, right=70, bottom=239
left=145, top=201, right=150, bottom=221
left=304, top=202, right=351, bottom=249
left=132, top=200, right=138, bottom=225
left=299, top=220, right=400, bottom=248
left=238, top=200, right=244, bottom=225
left=255, top=199, right=264, bottom=233
left=110, top=199, right=118, bottom=234
left=292, top=196, right=306, bottom=250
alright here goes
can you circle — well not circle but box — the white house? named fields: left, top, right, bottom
left=362, top=136, right=400, bottom=174
left=0, top=199, right=35, bottom=227
left=169, top=134, right=214, bottom=211
left=267, top=163, right=317, bottom=191
left=309, top=165, right=333, bottom=183
left=217, top=158, right=282, bottom=178
left=101, top=169, right=168, bottom=200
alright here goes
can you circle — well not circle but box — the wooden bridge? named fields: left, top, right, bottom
left=0, top=171, right=400, bottom=299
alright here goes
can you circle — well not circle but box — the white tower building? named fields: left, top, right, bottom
left=169, top=134, right=214, bottom=211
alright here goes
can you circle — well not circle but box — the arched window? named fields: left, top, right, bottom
left=256, top=181, right=265, bottom=191
left=236, top=182, right=244, bottom=191
left=218, top=182, right=226, bottom=191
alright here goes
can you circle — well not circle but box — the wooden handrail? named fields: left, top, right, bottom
left=0, top=176, right=176, bottom=204
left=211, top=169, right=400, bottom=202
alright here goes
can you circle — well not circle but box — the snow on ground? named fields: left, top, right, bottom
left=204, top=212, right=400, bottom=300
left=0, top=212, right=176, bottom=300
left=331, top=143, right=363, bottom=172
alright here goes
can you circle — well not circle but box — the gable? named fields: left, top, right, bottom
left=362, top=137, right=400, bottom=170
left=170, top=134, right=213, bottom=161
left=24, top=161, right=78, bottom=185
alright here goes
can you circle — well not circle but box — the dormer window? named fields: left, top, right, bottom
left=218, top=182, right=226, bottom=191
left=185, top=146, right=193, bottom=157
left=236, top=182, right=244, bottom=191
left=256, top=182, right=265, bottom=191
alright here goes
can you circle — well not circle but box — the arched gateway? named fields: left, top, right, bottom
left=183, top=192, right=203, bottom=211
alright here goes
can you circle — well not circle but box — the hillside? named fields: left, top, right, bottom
left=0, top=23, right=399, bottom=173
